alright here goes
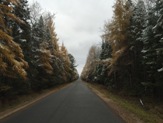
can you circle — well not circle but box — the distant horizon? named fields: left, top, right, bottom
left=28, top=0, right=114, bottom=74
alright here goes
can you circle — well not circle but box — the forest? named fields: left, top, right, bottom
left=81, top=0, right=163, bottom=100
left=0, top=0, right=78, bottom=103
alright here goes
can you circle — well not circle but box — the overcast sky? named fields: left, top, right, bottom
left=28, top=0, right=114, bottom=74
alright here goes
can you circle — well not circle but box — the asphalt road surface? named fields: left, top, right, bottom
left=0, top=79, right=125, bottom=123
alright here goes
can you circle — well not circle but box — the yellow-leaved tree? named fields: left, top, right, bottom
left=108, top=0, right=132, bottom=65
left=59, top=43, right=71, bottom=82
left=0, top=0, right=28, bottom=79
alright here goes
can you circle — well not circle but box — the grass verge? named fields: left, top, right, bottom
left=86, top=82, right=163, bottom=123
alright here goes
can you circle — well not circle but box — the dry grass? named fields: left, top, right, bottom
left=86, top=82, right=163, bottom=123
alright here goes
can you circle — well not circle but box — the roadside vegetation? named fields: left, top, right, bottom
left=81, top=0, right=163, bottom=122
left=0, top=0, right=78, bottom=109
left=0, top=83, right=70, bottom=119
left=88, top=83, right=163, bottom=123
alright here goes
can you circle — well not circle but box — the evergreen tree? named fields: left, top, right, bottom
left=153, top=0, right=163, bottom=96
left=124, top=0, right=146, bottom=92
left=11, top=0, right=32, bottom=86
left=100, top=40, right=112, bottom=60
left=68, top=54, right=76, bottom=69
left=0, top=0, right=28, bottom=98
left=30, top=14, right=59, bottom=89
left=68, top=53, right=79, bottom=81
left=153, top=0, right=163, bottom=76
left=12, top=0, right=31, bottom=57
left=82, top=0, right=163, bottom=99
left=141, top=1, right=158, bottom=95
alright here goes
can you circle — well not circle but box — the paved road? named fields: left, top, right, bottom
left=0, top=80, right=124, bottom=123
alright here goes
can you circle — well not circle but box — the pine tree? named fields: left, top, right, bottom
left=100, top=40, right=112, bottom=60
left=30, top=16, right=47, bottom=67
left=153, top=0, right=163, bottom=76
left=154, top=0, right=163, bottom=96
left=68, top=53, right=79, bottom=81
left=68, top=54, right=76, bottom=69
left=129, top=0, right=146, bottom=47
left=141, top=1, right=159, bottom=94
left=125, top=0, right=146, bottom=90
left=12, top=0, right=31, bottom=54
left=35, top=15, right=57, bottom=76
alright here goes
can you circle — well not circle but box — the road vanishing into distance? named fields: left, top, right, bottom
left=0, top=80, right=125, bottom=123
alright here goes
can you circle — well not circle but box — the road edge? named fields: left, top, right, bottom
left=0, top=82, right=72, bottom=120
left=85, top=82, right=144, bottom=123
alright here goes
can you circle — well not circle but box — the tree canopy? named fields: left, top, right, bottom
left=0, top=0, right=78, bottom=101
left=81, top=0, right=163, bottom=100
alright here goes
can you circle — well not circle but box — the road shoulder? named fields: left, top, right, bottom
left=0, top=83, right=71, bottom=120
left=86, top=82, right=144, bottom=123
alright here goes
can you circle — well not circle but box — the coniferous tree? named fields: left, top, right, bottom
left=68, top=54, right=79, bottom=80
left=0, top=0, right=28, bottom=97
left=81, top=45, right=100, bottom=81
left=141, top=1, right=157, bottom=85
left=59, top=43, right=72, bottom=82
left=106, top=0, right=133, bottom=90
left=11, top=0, right=32, bottom=90
left=141, top=0, right=163, bottom=97
left=0, top=0, right=28, bottom=79
left=100, top=40, right=112, bottom=60
left=154, top=0, right=163, bottom=96
left=108, top=0, right=131, bottom=55
left=12, top=0, right=31, bottom=57
left=153, top=0, right=163, bottom=90
left=82, top=0, right=163, bottom=99
left=45, top=13, right=61, bottom=79
left=124, top=0, right=146, bottom=92
left=30, top=14, right=56, bottom=89
left=0, top=0, right=79, bottom=101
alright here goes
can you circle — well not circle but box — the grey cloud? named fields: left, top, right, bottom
left=28, top=0, right=114, bottom=74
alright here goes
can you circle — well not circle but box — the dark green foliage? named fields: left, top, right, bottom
left=100, top=41, right=112, bottom=60
left=82, top=0, right=163, bottom=100
left=68, top=54, right=77, bottom=68
left=68, top=54, right=79, bottom=81
left=11, top=0, right=32, bottom=92
left=141, top=0, right=163, bottom=98
left=0, top=0, right=78, bottom=103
